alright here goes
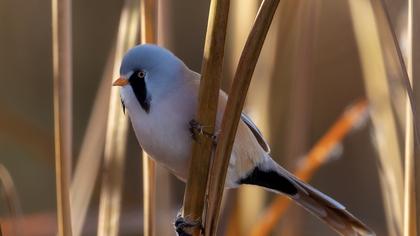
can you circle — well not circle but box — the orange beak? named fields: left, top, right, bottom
left=112, top=77, right=129, bottom=86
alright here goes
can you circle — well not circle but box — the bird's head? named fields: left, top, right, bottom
left=113, top=44, right=188, bottom=113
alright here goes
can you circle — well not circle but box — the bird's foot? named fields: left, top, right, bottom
left=174, top=213, right=203, bottom=236
left=189, top=119, right=218, bottom=145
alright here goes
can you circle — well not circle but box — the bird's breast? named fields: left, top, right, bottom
left=128, top=96, right=195, bottom=179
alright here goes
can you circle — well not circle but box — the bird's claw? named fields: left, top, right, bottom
left=189, top=119, right=201, bottom=141
left=189, top=119, right=218, bottom=145
left=174, top=214, right=203, bottom=236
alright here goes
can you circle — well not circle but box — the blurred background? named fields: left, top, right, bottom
left=0, top=0, right=415, bottom=235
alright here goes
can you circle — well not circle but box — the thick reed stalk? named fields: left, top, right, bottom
left=140, top=0, right=157, bottom=43
left=0, top=164, right=23, bottom=236
left=70, top=45, right=115, bottom=236
left=248, top=100, right=368, bottom=236
left=348, top=1, right=404, bottom=234
left=140, top=1, right=158, bottom=235
left=413, top=0, right=420, bottom=233
left=51, top=0, right=73, bottom=234
left=403, top=0, right=417, bottom=234
left=97, top=1, right=140, bottom=235
left=204, top=1, right=281, bottom=235
left=181, top=0, right=230, bottom=235
left=141, top=158, right=155, bottom=236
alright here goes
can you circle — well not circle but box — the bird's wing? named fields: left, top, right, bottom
left=240, top=113, right=270, bottom=153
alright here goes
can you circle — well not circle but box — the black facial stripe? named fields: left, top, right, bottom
left=238, top=167, right=298, bottom=195
left=128, top=71, right=150, bottom=113
left=120, top=97, right=126, bottom=114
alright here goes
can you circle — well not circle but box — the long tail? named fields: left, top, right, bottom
left=239, top=156, right=375, bottom=236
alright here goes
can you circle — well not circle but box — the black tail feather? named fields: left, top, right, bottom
left=238, top=157, right=375, bottom=236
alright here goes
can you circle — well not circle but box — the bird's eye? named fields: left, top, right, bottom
left=137, top=71, right=146, bottom=79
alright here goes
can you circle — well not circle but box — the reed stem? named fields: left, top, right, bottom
left=181, top=0, right=230, bottom=235
left=412, top=0, right=420, bottom=233
left=139, top=1, right=158, bottom=235
left=204, top=1, right=281, bottom=235
left=51, top=0, right=73, bottom=234
left=403, top=0, right=417, bottom=234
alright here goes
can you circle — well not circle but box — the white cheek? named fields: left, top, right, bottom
left=120, top=86, right=136, bottom=106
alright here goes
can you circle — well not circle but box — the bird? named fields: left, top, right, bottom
left=113, top=44, right=374, bottom=236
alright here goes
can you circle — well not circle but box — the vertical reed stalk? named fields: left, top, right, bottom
left=140, top=1, right=158, bottom=235
left=348, top=1, right=404, bottom=234
left=248, top=100, right=368, bottom=236
left=141, top=159, right=155, bottom=236
left=204, top=1, right=281, bottom=235
left=403, top=0, right=417, bottom=234
left=51, top=0, right=73, bottom=234
left=181, top=0, right=230, bottom=235
left=413, top=0, right=420, bottom=233
left=97, top=1, right=140, bottom=235
left=70, top=45, right=115, bottom=236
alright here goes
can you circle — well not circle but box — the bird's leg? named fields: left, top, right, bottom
left=174, top=210, right=203, bottom=236
left=189, top=119, right=218, bottom=145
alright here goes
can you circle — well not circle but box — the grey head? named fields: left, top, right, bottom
left=114, top=44, right=188, bottom=113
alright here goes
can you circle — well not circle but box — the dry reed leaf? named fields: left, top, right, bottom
left=97, top=0, right=140, bottom=235
left=70, top=45, right=115, bottom=236
left=51, top=0, right=73, bottom=234
left=348, top=1, right=404, bottom=235
left=226, top=1, right=265, bottom=234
